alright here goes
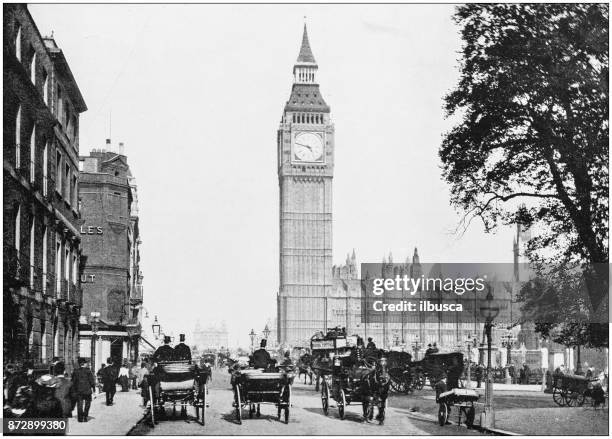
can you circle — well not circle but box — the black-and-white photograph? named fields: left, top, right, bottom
left=2, top=2, right=609, bottom=436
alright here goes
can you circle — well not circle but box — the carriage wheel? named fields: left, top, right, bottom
left=148, top=385, right=156, bottom=427
left=235, top=387, right=242, bottom=424
left=552, top=388, right=566, bottom=406
left=338, top=389, right=346, bottom=420
left=438, top=403, right=448, bottom=426
left=321, top=380, right=329, bottom=416
left=566, top=391, right=585, bottom=407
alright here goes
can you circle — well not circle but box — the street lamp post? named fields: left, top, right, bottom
left=465, top=333, right=472, bottom=389
left=412, top=335, right=421, bottom=361
left=152, top=316, right=161, bottom=338
left=263, top=324, right=270, bottom=342
left=479, top=286, right=500, bottom=429
left=249, top=329, right=256, bottom=353
left=501, top=331, right=516, bottom=384
left=89, top=311, right=100, bottom=372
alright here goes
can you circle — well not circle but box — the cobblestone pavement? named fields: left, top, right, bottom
left=67, top=387, right=144, bottom=436
left=129, top=371, right=481, bottom=435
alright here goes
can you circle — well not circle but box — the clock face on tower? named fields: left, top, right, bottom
left=294, top=132, right=324, bottom=163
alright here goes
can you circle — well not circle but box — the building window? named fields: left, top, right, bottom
left=16, top=106, right=21, bottom=168
left=42, top=226, right=48, bottom=294
left=72, top=253, right=78, bottom=284
left=15, top=26, right=21, bottom=61
left=30, top=51, right=36, bottom=84
left=43, top=143, right=48, bottom=196
left=29, top=217, right=35, bottom=289
left=42, top=71, right=48, bottom=105
left=40, top=322, right=47, bottom=362
left=55, top=150, right=62, bottom=195
left=65, top=163, right=70, bottom=203
left=65, top=246, right=70, bottom=300
left=53, top=324, right=59, bottom=357
left=15, top=205, right=21, bottom=254
left=30, top=125, right=36, bottom=183
left=55, top=241, right=61, bottom=297
left=71, top=174, right=77, bottom=208
left=78, top=159, right=84, bottom=172
left=56, top=85, right=63, bottom=125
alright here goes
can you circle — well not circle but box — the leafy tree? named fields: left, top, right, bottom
left=441, top=4, right=609, bottom=311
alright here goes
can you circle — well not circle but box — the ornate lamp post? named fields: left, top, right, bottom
left=465, top=333, right=473, bottom=389
left=249, top=329, right=256, bottom=353
left=479, top=286, right=500, bottom=429
left=89, top=311, right=100, bottom=371
left=263, top=324, right=270, bottom=342
left=501, top=331, right=517, bottom=384
left=152, top=315, right=161, bottom=338
left=412, top=335, right=421, bottom=361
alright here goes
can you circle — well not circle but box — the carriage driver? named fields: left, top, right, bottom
left=251, top=339, right=272, bottom=370
left=174, top=334, right=192, bottom=361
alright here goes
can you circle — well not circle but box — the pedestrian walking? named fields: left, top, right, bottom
left=475, top=363, right=483, bottom=388
left=130, top=363, right=139, bottom=390
left=31, top=375, right=64, bottom=418
left=102, top=358, right=118, bottom=405
left=118, top=362, right=130, bottom=392
left=52, top=362, right=73, bottom=418
left=71, top=358, right=96, bottom=422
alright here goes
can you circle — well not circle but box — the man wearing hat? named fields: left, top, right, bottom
left=153, top=336, right=175, bottom=363
left=71, top=358, right=96, bottom=422
left=251, top=339, right=272, bottom=370
left=174, top=334, right=192, bottom=361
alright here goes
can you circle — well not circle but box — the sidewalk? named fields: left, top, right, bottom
left=494, top=407, right=609, bottom=435
left=67, top=389, right=144, bottom=436
left=464, top=380, right=542, bottom=392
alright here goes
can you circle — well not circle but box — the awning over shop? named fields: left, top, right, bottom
left=140, top=336, right=156, bottom=352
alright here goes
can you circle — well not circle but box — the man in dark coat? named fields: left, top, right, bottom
left=153, top=336, right=175, bottom=363
left=174, top=334, right=192, bottom=361
left=52, top=362, right=73, bottom=418
left=251, top=339, right=272, bottom=369
left=71, top=358, right=96, bottom=422
left=102, top=358, right=118, bottom=406
left=366, top=337, right=377, bottom=350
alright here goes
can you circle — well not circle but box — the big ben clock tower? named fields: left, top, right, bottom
left=277, top=24, right=334, bottom=345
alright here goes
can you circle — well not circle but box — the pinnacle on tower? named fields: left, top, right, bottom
left=413, top=247, right=420, bottom=264
left=388, top=252, right=393, bottom=264
left=297, top=23, right=316, bottom=64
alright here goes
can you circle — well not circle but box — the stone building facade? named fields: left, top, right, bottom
left=193, top=321, right=229, bottom=351
left=77, top=142, right=143, bottom=372
left=3, top=3, right=87, bottom=372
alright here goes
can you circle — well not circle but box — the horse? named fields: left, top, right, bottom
left=297, top=354, right=314, bottom=385
left=356, top=352, right=391, bottom=425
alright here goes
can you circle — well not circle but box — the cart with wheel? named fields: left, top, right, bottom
left=436, top=388, right=479, bottom=428
left=552, top=373, right=605, bottom=407
left=232, top=366, right=293, bottom=424
left=145, top=361, right=209, bottom=427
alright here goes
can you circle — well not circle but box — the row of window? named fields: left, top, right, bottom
left=15, top=24, right=78, bottom=143
left=13, top=205, right=79, bottom=297
left=27, top=318, right=76, bottom=365
left=15, top=105, right=79, bottom=209
left=291, top=113, right=324, bottom=124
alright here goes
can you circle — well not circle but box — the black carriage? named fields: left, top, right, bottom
left=232, top=366, right=294, bottom=424
left=386, top=351, right=423, bottom=394
left=412, top=352, right=464, bottom=389
left=319, top=349, right=389, bottom=424
left=310, top=333, right=356, bottom=391
left=145, top=361, right=210, bottom=427
left=551, top=373, right=606, bottom=407
left=436, top=388, right=479, bottom=428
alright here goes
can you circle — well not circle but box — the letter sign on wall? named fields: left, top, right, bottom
left=80, top=226, right=103, bottom=235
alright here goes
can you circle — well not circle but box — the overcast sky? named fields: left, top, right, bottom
left=29, top=4, right=515, bottom=347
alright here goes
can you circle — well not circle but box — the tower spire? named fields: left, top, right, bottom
left=297, top=23, right=316, bottom=64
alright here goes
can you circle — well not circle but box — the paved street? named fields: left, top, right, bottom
left=129, top=370, right=481, bottom=435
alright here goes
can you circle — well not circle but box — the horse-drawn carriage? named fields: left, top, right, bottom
left=309, top=333, right=356, bottom=390
left=145, top=360, right=210, bottom=427
left=412, top=352, right=465, bottom=389
left=552, top=373, right=606, bottom=408
left=386, top=351, right=426, bottom=393
left=319, top=347, right=390, bottom=424
left=231, top=364, right=294, bottom=424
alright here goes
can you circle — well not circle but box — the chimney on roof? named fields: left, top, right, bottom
left=105, top=138, right=111, bottom=153
left=118, top=142, right=125, bottom=155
